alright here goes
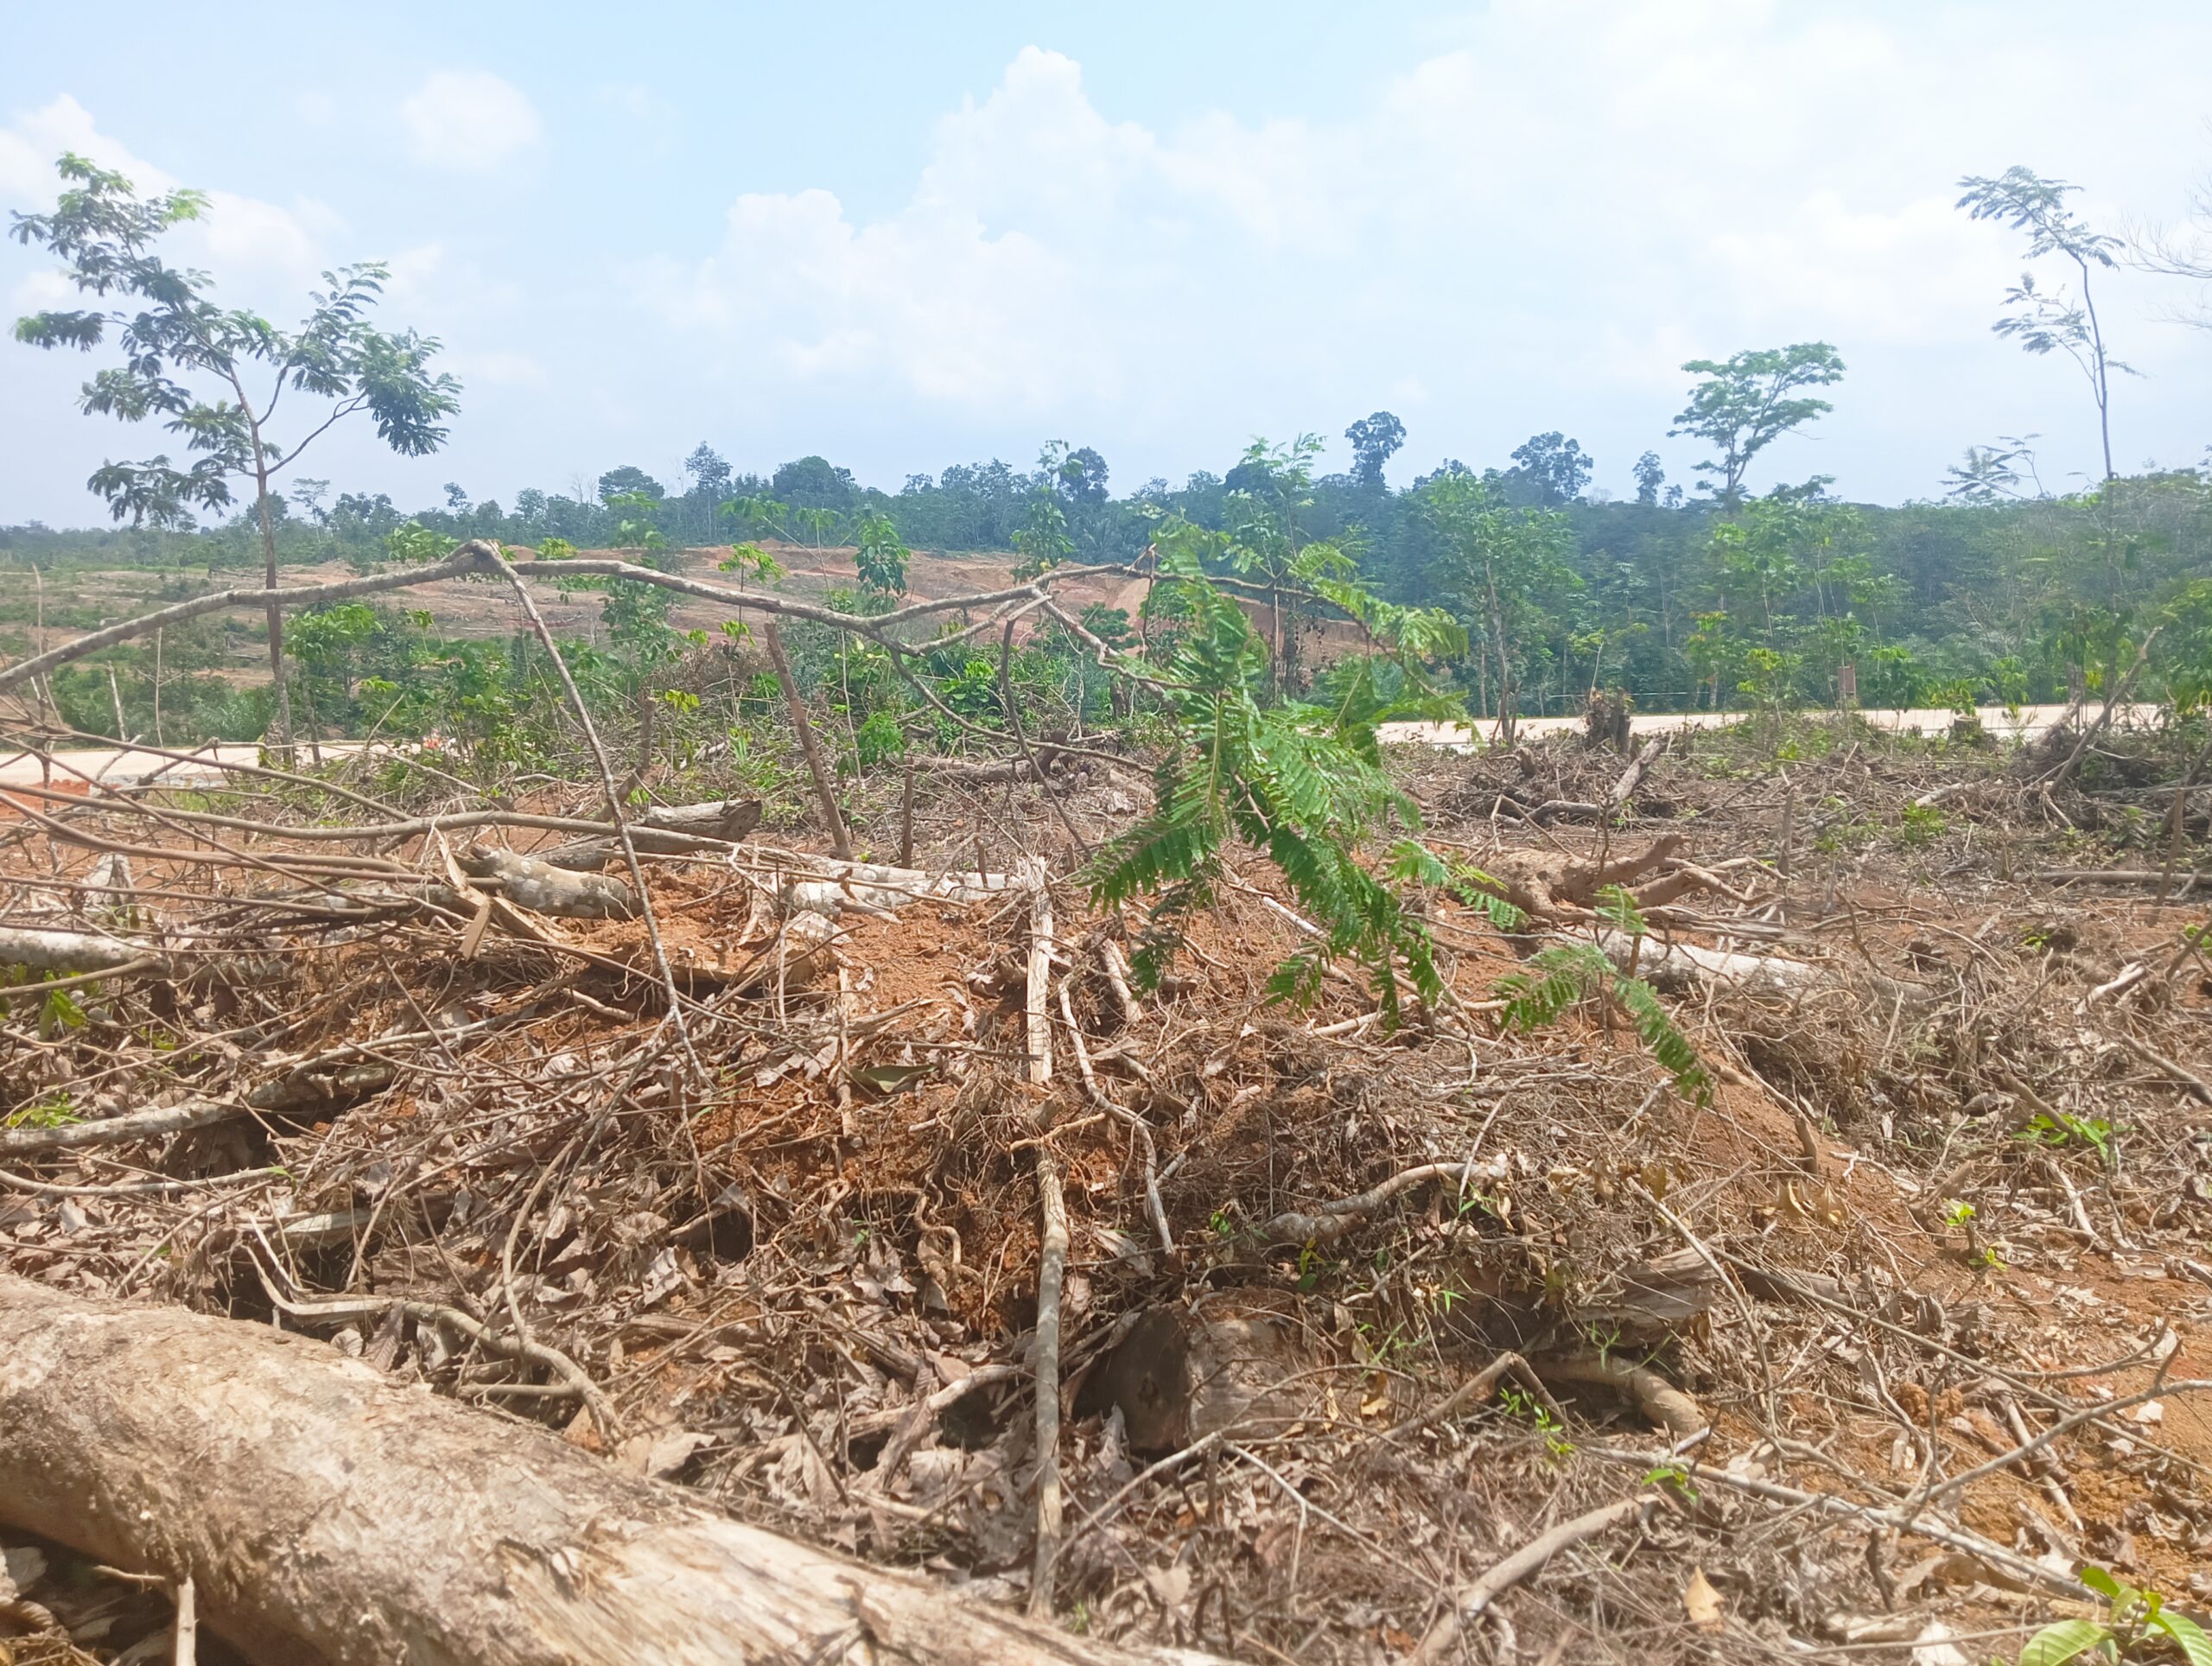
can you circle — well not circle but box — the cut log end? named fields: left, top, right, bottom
left=0, top=1274, right=1216, bottom=1666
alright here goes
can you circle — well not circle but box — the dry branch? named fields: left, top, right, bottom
left=0, top=1098, right=245, bottom=1159
left=1259, top=1159, right=1506, bottom=1246
left=0, top=1274, right=1215, bottom=1666
left=2038, top=867, right=2211, bottom=892
left=1411, top=1495, right=1655, bottom=1663
left=762, top=620, right=853, bottom=862
left=2107, top=1030, right=2212, bottom=1103
left=1022, top=870, right=1066, bottom=1618
left=1534, top=1352, right=1707, bottom=1439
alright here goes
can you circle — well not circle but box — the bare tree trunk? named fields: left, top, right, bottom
left=252, top=455, right=294, bottom=759
left=761, top=620, right=853, bottom=861
left=0, top=1274, right=1212, bottom=1666
left=1485, top=563, right=1517, bottom=746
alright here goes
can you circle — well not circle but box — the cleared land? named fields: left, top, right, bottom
left=2, top=707, right=2209, bottom=1663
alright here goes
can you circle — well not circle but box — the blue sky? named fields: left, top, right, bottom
left=4, top=0, right=2209, bottom=525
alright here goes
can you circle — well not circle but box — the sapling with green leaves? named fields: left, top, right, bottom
left=2015, top=1565, right=2212, bottom=1666
left=10, top=153, right=461, bottom=752
left=1418, top=470, right=1578, bottom=741
left=1956, top=169, right=2131, bottom=484
left=853, top=514, right=910, bottom=598
left=1085, top=537, right=1466, bottom=1021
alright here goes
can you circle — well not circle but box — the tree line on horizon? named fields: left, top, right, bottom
left=5, top=153, right=2209, bottom=748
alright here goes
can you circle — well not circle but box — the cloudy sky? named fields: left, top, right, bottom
left=3, top=0, right=2209, bottom=525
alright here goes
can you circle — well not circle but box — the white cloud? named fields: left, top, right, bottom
left=0, top=93, right=172, bottom=201
left=635, top=7, right=2212, bottom=495
left=1, top=96, right=332, bottom=292
left=447, top=348, right=549, bottom=389
left=399, top=71, right=542, bottom=174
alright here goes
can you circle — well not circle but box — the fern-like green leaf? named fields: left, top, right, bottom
left=1496, top=943, right=1708, bottom=1103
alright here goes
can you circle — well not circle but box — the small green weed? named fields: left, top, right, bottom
left=2015, top=1565, right=2212, bottom=1665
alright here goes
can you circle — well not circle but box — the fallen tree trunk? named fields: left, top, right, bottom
left=0, top=1065, right=396, bottom=1159
left=457, top=843, right=637, bottom=919
left=2038, top=867, right=2209, bottom=893
left=535, top=798, right=763, bottom=871
left=0, top=1097, right=243, bottom=1158
left=1594, top=928, right=1826, bottom=996
left=0, top=925, right=158, bottom=976
left=0, top=1275, right=1214, bottom=1666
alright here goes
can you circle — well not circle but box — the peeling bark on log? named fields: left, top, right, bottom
left=1608, top=735, right=1666, bottom=808
left=536, top=798, right=763, bottom=871
left=0, top=925, right=158, bottom=976
left=0, top=1275, right=1217, bottom=1666
left=1594, top=929, right=1824, bottom=996
left=0, top=1097, right=244, bottom=1159
left=457, top=844, right=637, bottom=919
left=775, top=859, right=1014, bottom=919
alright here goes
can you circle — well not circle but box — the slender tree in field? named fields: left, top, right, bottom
left=1669, top=343, right=1845, bottom=510
left=10, top=153, right=461, bottom=750
left=1956, top=168, right=2129, bottom=483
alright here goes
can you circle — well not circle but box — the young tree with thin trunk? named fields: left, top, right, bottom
left=10, top=153, right=461, bottom=752
left=1956, top=168, right=2130, bottom=483
left=1419, top=471, right=1576, bottom=744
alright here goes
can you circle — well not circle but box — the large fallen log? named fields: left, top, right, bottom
left=456, top=843, right=637, bottom=919
left=0, top=925, right=158, bottom=976
left=535, top=797, right=763, bottom=870
left=0, top=1274, right=1213, bottom=1666
left=1594, top=928, right=1826, bottom=996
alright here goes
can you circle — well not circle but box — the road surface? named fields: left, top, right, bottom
left=0, top=741, right=371, bottom=792
left=1375, top=703, right=2163, bottom=751
left=0, top=703, right=2165, bottom=791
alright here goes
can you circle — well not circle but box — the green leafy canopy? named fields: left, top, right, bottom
left=10, top=153, right=461, bottom=530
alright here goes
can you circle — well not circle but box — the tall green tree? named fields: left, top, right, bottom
left=1956, top=168, right=2130, bottom=482
left=1504, top=432, right=1594, bottom=506
left=597, top=465, right=664, bottom=504
left=1344, top=410, right=1407, bottom=492
left=1669, top=344, right=1845, bottom=509
left=10, top=153, right=461, bottom=750
left=683, top=442, right=733, bottom=543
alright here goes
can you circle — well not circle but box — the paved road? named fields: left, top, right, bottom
left=1376, top=702, right=2164, bottom=751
